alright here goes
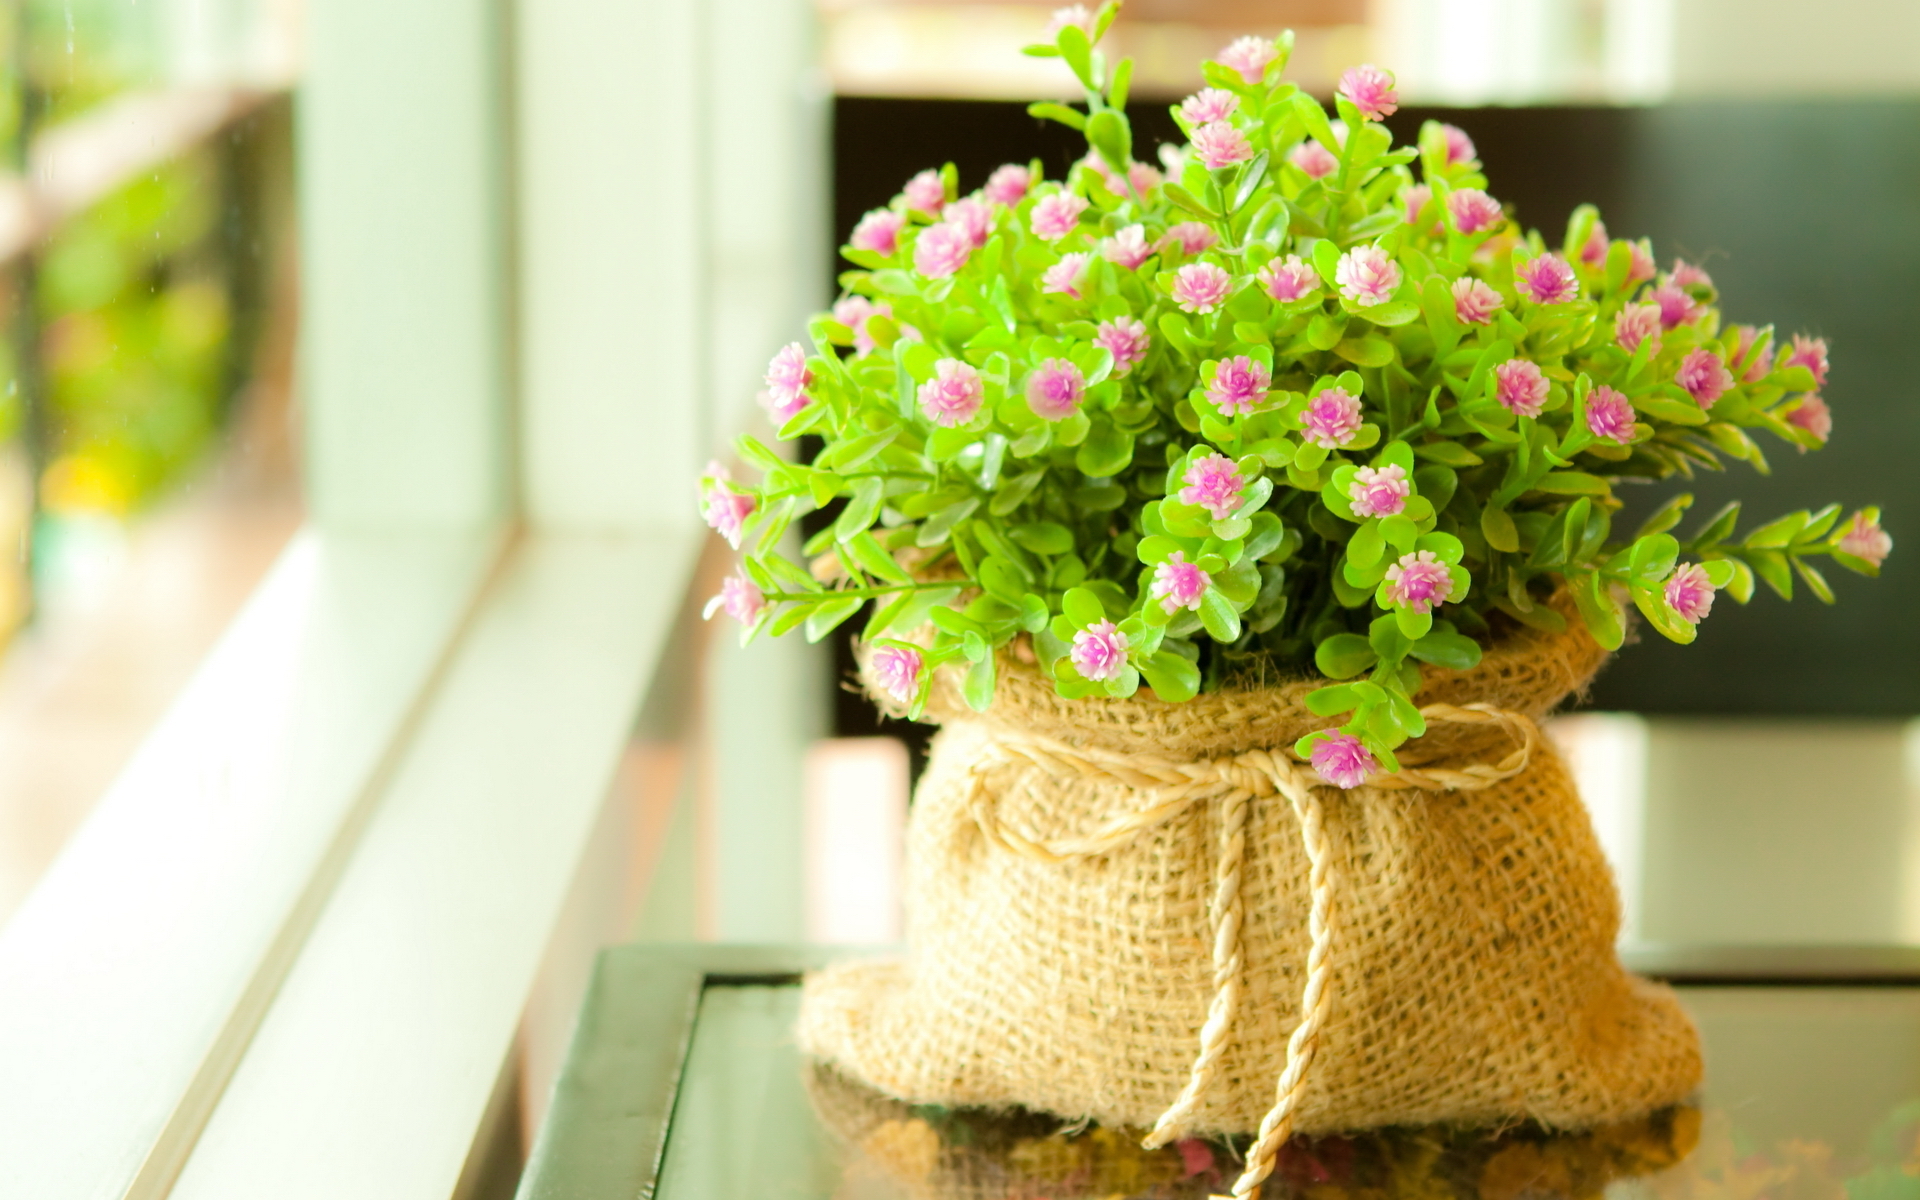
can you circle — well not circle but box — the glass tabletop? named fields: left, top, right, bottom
left=655, top=983, right=1920, bottom=1200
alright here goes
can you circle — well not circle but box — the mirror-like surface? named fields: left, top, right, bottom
left=658, top=985, right=1920, bottom=1199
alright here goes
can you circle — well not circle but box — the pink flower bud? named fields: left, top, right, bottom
left=1664, top=562, right=1716, bottom=625
left=1446, top=188, right=1503, bottom=235
left=1128, top=161, right=1164, bottom=195
left=1151, top=551, right=1210, bottom=614
left=902, top=169, right=946, bottom=215
left=1178, top=452, right=1245, bottom=519
left=1439, top=123, right=1477, bottom=166
left=870, top=645, right=925, bottom=704
left=1179, top=88, right=1238, bottom=126
left=1452, top=277, right=1503, bottom=325
left=1676, top=348, right=1733, bottom=408
left=763, top=342, right=813, bottom=421
left=1216, top=35, right=1277, bottom=83
left=1070, top=619, right=1131, bottom=681
left=1784, top=335, right=1830, bottom=386
left=701, top=473, right=756, bottom=549
left=1041, top=251, right=1092, bottom=299
left=1614, top=303, right=1662, bottom=355
left=1650, top=284, right=1696, bottom=329
left=1095, top=316, right=1151, bottom=377
left=918, top=358, right=985, bottom=427
left=1728, top=325, right=1774, bottom=383
left=1192, top=120, right=1253, bottom=169
left=1585, top=385, right=1635, bottom=444
left=1494, top=358, right=1549, bottom=418
left=850, top=209, right=905, bottom=257
left=1025, top=358, right=1087, bottom=420
left=1309, top=731, right=1377, bottom=789
left=1787, top=393, right=1832, bottom=444
left=1288, top=139, right=1338, bottom=179
left=1384, top=550, right=1456, bottom=615
left=704, top=572, right=765, bottom=626
left=1258, top=254, right=1320, bottom=302
left=1102, top=224, right=1153, bottom=269
left=1303, top=387, right=1364, bottom=449
left=983, top=163, right=1034, bottom=207
left=1837, top=511, right=1891, bottom=566
left=832, top=295, right=889, bottom=355
left=1669, top=259, right=1713, bottom=290
left=943, top=197, right=994, bottom=248
left=1171, top=262, right=1232, bottom=313
left=1029, top=191, right=1089, bottom=242
left=1206, top=355, right=1271, bottom=416
left=1335, top=245, right=1402, bottom=307
left=1045, top=4, right=1094, bottom=36
left=1162, top=222, right=1218, bottom=256
left=913, top=222, right=973, bottom=279
left=1339, top=64, right=1398, bottom=121
left=1403, top=184, right=1433, bottom=227
left=1348, top=463, right=1410, bottom=519
left=1579, top=219, right=1609, bottom=266
left=1625, top=238, right=1657, bottom=285
left=1514, top=253, right=1578, bottom=304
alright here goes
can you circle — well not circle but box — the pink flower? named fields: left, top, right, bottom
left=1494, top=359, right=1549, bottom=418
left=1625, top=238, right=1657, bottom=285
left=832, top=295, right=889, bottom=354
left=1259, top=254, right=1320, bottom=302
left=850, top=209, right=906, bottom=256
left=903, top=169, right=946, bottom=215
left=763, top=342, right=813, bottom=420
left=1729, top=325, right=1773, bottom=383
left=1030, top=191, right=1089, bottom=241
left=1452, top=277, right=1503, bottom=325
left=1303, top=387, right=1364, bottom=449
left=1128, top=161, right=1164, bottom=195
left=1026, top=358, right=1087, bottom=420
left=1837, top=511, right=1891, bottom=566
left=918, top=358, right=985, bottom=426
left=1084, top=153, right=1161, bottom=198
left=1446, top=188, right=1502, bottom=235
left=1041, top=252, right=1092, bottom=299
left=1179, top=452, right=1245, bottom=519
left=1676, top=348, right=1733, bottom=408
left=1403, top=184, right=1432, bottom=227
left=1348, top=463, right=1409, bottom=519
left=1310, top=731, right=1377, bottom=789
left=870, top=645, right=924, bottom=704
left=1335, top=245, right=1401, bottom=307
left=1095, top=316, right=1150, bottom=377
left=1579, top=219, right=1610, bottom=266
left=943, top=197, right=994, bottom=248
left=1151, top=551, right=1210, bottom=614
left=1288, top=139, right=1338, bottom=179
left=1664, top=562, right=1716, bottom=625
left=1217, top=35, right=1277, bottom=83
left=1585, top=385, right=1635, bottom=444
left=705, top=573, right=765, bottom=626
left=1045, top=4, right=1094, bottom=36
left=913, top=222, right=973, bottom=278
left=1070, top=619, right=1131, bottom=682
left=1783, top=335, right=1830, bottom=386
left=1650, top=284, right=1696, bottom=329
left=983, top=163, right=1033, bottom=207
left=1787, top=393, right=1832, bottom=444
left=1163, top=222, right=1219, bottom=256
left=1514, top=253, right=1578, bottom=304
left=1338, top=64, right=1398, bottom=121
left=1171, top=262, right=1233, bottom=313
left=701, top=473, right=756, bottom=549
left=1192, top=120, right=1253, bottom=169
left=1207, top=355, right=1271, bottom=416
left=1614, top=303, right=1662, bottom=355
left=1669, top=259, right=1713, bottom=290
left=1440, top=123, right=1477, bottom=166
left=1180, top=88, right=1238, bottom=125
left=1384, top=550, right=1456, bottom=615
left=1102, top=224, right=1153, bottom=269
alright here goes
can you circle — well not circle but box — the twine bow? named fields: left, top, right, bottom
left=962, top=702, right=1539, bottom=1200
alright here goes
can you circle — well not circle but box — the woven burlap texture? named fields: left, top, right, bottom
left=797, top=615, right=1702, bottom=1146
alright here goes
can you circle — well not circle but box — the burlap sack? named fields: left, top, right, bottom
left=798, top=616, right=1702, bottom=1196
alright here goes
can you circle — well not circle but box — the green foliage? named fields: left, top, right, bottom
left=704, top=24, right=1884, bottom=763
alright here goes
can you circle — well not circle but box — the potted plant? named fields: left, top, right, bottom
left=699, top=8, right=1891, bottom=1197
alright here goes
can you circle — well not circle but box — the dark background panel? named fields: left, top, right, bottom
left=825, top=97, right=1920, bottom=737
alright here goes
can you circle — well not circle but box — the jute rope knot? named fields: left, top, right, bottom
left=962, top=702, right=1540, bottom=1200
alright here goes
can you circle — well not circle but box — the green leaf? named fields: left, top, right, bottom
left=1569, top=571, right=1625, bottom=651
left=1198, top=588, right=1242, bottom=642
left=962, top=652, right=997, bottom=711
left=834, top=477, right=885, bottom=542
left=1086, top=109, right=1132, bottom=175
left=1635, top=493, right=1694, bottom=540
left=1009, top=521, right=1074, bottom=555
left=803, top=596, right=864, bottom=643
left=1334, top=337, right=1394, bottom=368
left=1629, top=533, right=1680, bottom=581
left=1076, top=423, right=1135, bottom=476
left=1744, top=510, right=1809, bottom=550
left=846, top=530, right=914, bottom=584
left=1481, top=505, right=1519, bottom=553
left=1408, top=631, right=1481, bottom=670
left=1531, top=471, right=1610, bottom=496
left=989, top=469, right=1045, bottom=516
left=1414, top=441, right=1482, bottom=467
left=1347, top=520, right=1385, bottom=568
left=1161, top=182, right=1217, bottom=219
left=1631, top=583, right=1697, bottom=645
left=977, top=555, right=1030, bottom=601
left=1314, top=633, right=1377, bottom=679
left=1055, top=22, right=1094, bottom=87
left=1356, top=299, right=1421, bottom=327
left=1690, top=500, right=1739, bottom=547
left=1028, top=101, right=1087, bottom=131
left=1062, top=586, right=1107, bottom=628
left=1304, top=683, right=1362, bottom=718
left=1747, top=548, right=1793, bottom=599
left=1141, top=651, right=1201, bottom=702
left=916, top=497, right=981, bottom=547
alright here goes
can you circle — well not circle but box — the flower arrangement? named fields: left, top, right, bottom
left=701, top=5, right=1891, bottom=779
